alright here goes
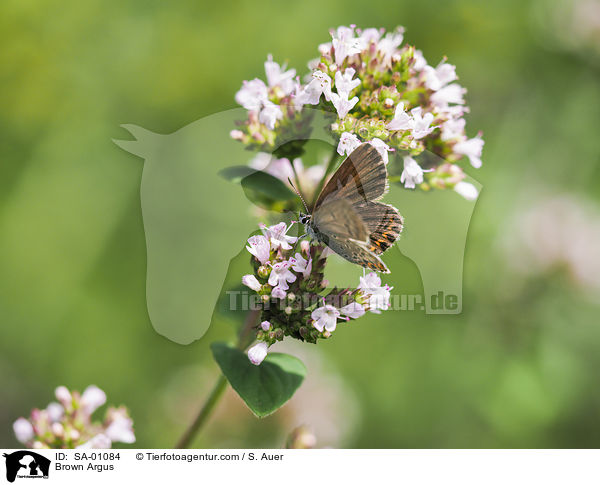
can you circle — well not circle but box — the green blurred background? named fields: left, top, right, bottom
left=2, top=0, right=600, bottom=448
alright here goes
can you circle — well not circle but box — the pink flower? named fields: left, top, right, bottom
left=311, top=305, right=340, bottom=332
left=454, top=136, right=484, bottom=168
left=80, top=385, right=106, bottom=416
left=295, top=71, right=332, bottom=106
left=246, top=235, right=271, bottom=264
left=77, top=434, right=112, bottom=449
left=104, top=408, right=135, bottom=444
left=387, top=102, right=412, bottom=131
left=331, top=26, right=365, bottom=65
left=369, top=138, right=392, bottom=164
left=242, top=274, right=262, bottom=292
left=268, top=261, right=297, bottom=291
left=454, top=181, right=479, bottom=200
left=260, top=222, right=298, bottom=250
left=13, top=418, right=34, bottom=444
left=410, top=107, right=436, bottom=139
left=358, top=272, right=392, bottom=313
left=290, top=253, right=312, bottom=278
left=340, top=302, right=366, bottom=319
left=337, top=132, right=361, bottom=156
left=424, top=62, right=457, bottom=91
left=259, top=101, right=283, bottom=130
left=330, top=91, right=359, bottom=119
left=400, top=156, right=424, bottom=189
left=334, top=68, right=361, bottom=97
left=431, top=83, right=466, bottom=107
left=264, top=54, right=296, bottom=95
left=235, top=79, right=268, bottom=110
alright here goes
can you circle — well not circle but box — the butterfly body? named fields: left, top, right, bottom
left=298, top=144, right=403, bottom=273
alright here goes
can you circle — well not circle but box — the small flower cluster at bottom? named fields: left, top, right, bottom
left=12, top=385, right=135, bottom=449
left=242, top=221, right=392, bottom=365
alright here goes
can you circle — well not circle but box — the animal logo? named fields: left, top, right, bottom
left=3, top=451, right=51, bottom=482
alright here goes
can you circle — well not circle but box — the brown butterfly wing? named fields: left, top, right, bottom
left=311, top=199, right=368, bottom=241
left=324, top=237, right=391, bottom=273
left=313, top=143, right=388, bottom=210
left=352, top=201, right=403, bottom=255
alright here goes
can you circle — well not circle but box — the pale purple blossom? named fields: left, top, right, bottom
left=260, top=222, right=298, bottom=250
left=80, top=385, right=106, bottom=416
left=77, top=433, right=112, bottom=449
left=271, top=286, right=287, bottom=299
left=46, top=402, right=64, bottom=422
left=369, top=138, right=392, bottom=164
left=454, top=181, right=479, bottom=200
left=431, top=83, right=467, bottom=107
left=337, top=132, right=361, bottom=156
left=235, top=78, right=268, bottom=110
left=410, top=107, right=436, bottom=139
left=259, top=101, right=283, bottom=130
left=358, top=272, right=392, bottom=313
left=295, top=71, right=332, bottom=105
left=268, top=261, right=297, bottom=291
left=424, top=62, right=457, bottom=91
left=400, top=156, right=424, bottom=189
left=334, top=68, right=361, bottom=97
left=387, top=102, right=412, bottom=131
left=413, top=49, right=428, bottom=71
left=242, top=274, right=262, bottom=292
left=104, top=408, right=135, bottom=444
left=441, top=117, right=466, bottom=141
left=246, top=235, right=271, bottom=264
left=359, top=27, right=382, bottom=44
left=454, top=136, right=484, bottom=168
left=330, top=91, right=359, bottom=119
left=311, top=305, right=341, bottom=332
left=331, top=26, right=365, bottom=65
left=264, top=54, right=296, bottom=95
left=13, top=417, right=34, bottom=444
left=340, top=302, right=366, bottom=319
left=248, top=341, right=269, bottom=365
left=377, top=27, right=404, bottom=66
left=290, top=252, right=312, bottom=278
left=55, top=386, right=72, bottom=408
left=260, top=320, right=271, bottom=331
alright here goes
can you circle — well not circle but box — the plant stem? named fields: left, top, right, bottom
left=175, top=374, right=228, bottom=449
left=174, top=309, right=261, bottom=448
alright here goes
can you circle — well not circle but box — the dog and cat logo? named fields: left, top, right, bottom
left=3, top=451, right=50, bottom=482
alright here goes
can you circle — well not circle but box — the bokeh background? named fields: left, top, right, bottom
left=2, top=0, right=600, bottom=448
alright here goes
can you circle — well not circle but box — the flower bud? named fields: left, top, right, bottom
left=257, top=265, right=270, bottom=278
left=248, top=342, right=269, bottom=365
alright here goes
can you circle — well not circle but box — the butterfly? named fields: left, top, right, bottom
left=292, top=143, right=403, bottom=273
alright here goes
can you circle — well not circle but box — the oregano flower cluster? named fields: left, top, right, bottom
left=231, top=24, right=483, bottom=200
left=242, top=222, right=392, bottom=365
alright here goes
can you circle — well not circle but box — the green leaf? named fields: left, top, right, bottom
left=240, top=170, right=295, bottom=202
left=218, top=166, right=296, bottom=211
left=218, top=166, right=257, bottom=183
left=211, top=342, right=307, bottom=418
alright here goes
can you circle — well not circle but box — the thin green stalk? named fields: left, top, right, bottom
left=175, top=374, right=228, bottom=449
left=174, top=309, right=261, bottom=448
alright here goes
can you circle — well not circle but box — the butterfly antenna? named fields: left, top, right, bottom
left=287, top=177, right=309, bottom=213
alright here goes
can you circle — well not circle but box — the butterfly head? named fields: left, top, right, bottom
left=299, top=212, right=311, bottom=225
